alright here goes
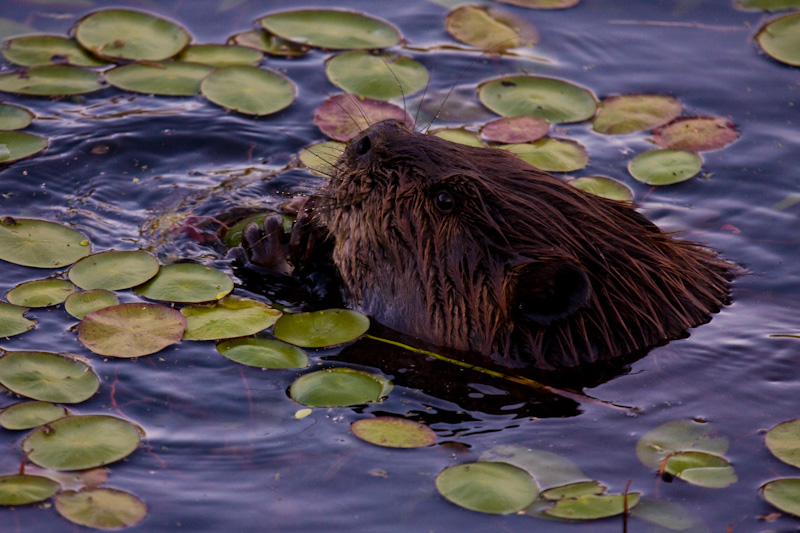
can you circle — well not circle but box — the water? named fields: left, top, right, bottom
left=1, top=0, right=799, bottom=530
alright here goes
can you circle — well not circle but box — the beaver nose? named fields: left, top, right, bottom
left=352, top=133, right=371, bottom=156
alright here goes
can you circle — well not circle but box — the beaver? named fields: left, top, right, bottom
left=239, top=119, right=736, bottom=371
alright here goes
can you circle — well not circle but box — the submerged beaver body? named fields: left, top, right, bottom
left=246, top=119, right=735, bottom=371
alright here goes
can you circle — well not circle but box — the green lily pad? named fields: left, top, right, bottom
left=664, top=451, right=737, bottom=488
left=499, top=138, right=589, bottom=172
left=176, top=44, right=263, bottom=67
left=289, top=367, right=391, bottom=407
left=217, top=337, right=308, bottom=369
left=628, top=149, right=702, bottom=185
left=636, top=420, right=729, bottom=470
left=445, top=5, right=538, bottom=51
left=182, top=296, right=282, bottom=341
left=756, top=12, right=800, bottom=66
left=0, top=301, right=36, bottom=337
left=766, top=419, right=800, bottom=468
left=544, top=492, right=641, bottom=520
left=106, top=62, right=216, bottom=96
left=762, top=478, right=800, bottom=517
left=325, top=51, right=429, bottom=101
left=201, top=66, right=296, bottom=116
left=429, top=128, right=485, bottom=147
left=55, top=488, right=147, bottom=529
left=436, top=462, right=537, bottom=514
left=227, top=29, right=309, bottom=58
left=6, top=278, right=75, bottom=307
left=23, top=415, right=142, bottom=471
left=654, top=117, right=740, bottom=152
left=314, top=94, right=414, bottom=141
left=0, top=401, right=67, bottom=430
left=74, top=9, right=191, bottom=62
left=0, top=217, right=90, bottom=268
left=496, top=0, right=580, bottom=7
left=481, top=115, right=549, bottom=143
left=351, top=416, right=437, bottom=448
left=133, top=263, right=233, bottom=303
left=540, top=480, right=606, bottom=500
left=478, top=75, right=597, bottom=123
left=0, top=475, right=60, bottom=506
left=258, top=9, right=401, bottom=50
left=69, top=250, right=159, bottom=291
left=0, top=131, right=48, bottom=163
left=1, top=35, right=109, bottom=67
left=480, top=445, right=590, bottom=490
left=592, top=94, right=683, bottom=135
left=570, top=176, right=634, bottom=203
left=0, top=103, right=34, bottom=130
left=298, top=141, right=346, bottom=176
left=274, top=309, right=370, bottom=348
left=0, top=65, right=103, bottom=96
left=64, top=289, right=119, bottom=320
left=0, top=351, right=99, bottom=403
left=78, top=302, right=187, bottom=357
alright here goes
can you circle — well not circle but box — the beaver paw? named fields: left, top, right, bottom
left=235, top=214, right=293, bottom=276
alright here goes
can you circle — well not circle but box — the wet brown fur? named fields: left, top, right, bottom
left=315, top=119, right=735, bottom=370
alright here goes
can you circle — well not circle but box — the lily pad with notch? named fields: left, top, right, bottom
left=0, top=401, right=68, bottom=430
left=289, top=367, right=392, bottom=407
left=478, top=75, right=597, bottom=124
left=274, top=309, right=370, bottom=348
left=762, top=478, right=800, bottom=518
left=628, top=149, right=702, bottom=186
left=663, top=450, right=737, bottom=488
left=133, top=263, right=233, bottom=303
left=201, top=65, right=296, bottom=116
left=6, top=278, right=75, bottom=308
left=636, top=419, right=729, bottom=470
left=0, top=103, right=34, bottom=130
left=445, top=5, right=538, bottom=51
left=106, top=62, right=216, bottom=96
left=325, top=50, right=429, bottom=101
left=435, top=462, right=537, bottom=514
left=55, top=488, right=147, bottom=529
left=0, top=301, right=36, bottom=337
left=227, top=29, right=309, bottom=58
left=499, top=138, right=589, bottom=172
left=0, top=131, right=48, bottom=163
left=592, top=94, right=682, bottom=135
left=351, top=416, right=437, bottom=448
left=2, top=34, right=109, bottom=67
left=217, top=337, right=308, bottom=369
left=653, top=117, right=740, bottom=152
left=69, top=250, right=159, bottom=291
left=430, top=128, right=485, bottom=147
left=176, top=44, right=263, bottom=67
left=182, top=296, right=282, bottom=341
left=0, top=474, right=60, bottom=506
left=765, top=419, right=800, bottom=468
left=569, top=176, right=633, bottom=203
left=481, top=115, right=549, bottom=143
left=0, top=217, right=91, bottom=268
left=314, top=94, right=414, bottom=141
left=756, top=12, right=800, bottom=66
left=543, top=491, right=641, bottom=520
left=64, top=289, right=119, bottom=320
left=258, top=9, right=401, bottom=50
left=0, top=350, right=99, bottom=403
left=0, top=65, right=103, bottom=96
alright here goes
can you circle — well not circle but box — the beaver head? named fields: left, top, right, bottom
left=316, top=119, right=734, bottom=370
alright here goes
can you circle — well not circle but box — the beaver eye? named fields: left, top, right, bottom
left=353, top=135, right=371, bottom=156
left=433, top=189, right=455, bottom=215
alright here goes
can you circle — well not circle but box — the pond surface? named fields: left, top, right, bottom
left=1, top=0, right=799, bottom=531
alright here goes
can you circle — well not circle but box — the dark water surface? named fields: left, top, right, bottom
left=1, top=0, right=799, bottom=531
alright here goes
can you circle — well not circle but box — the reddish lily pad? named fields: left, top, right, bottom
left=6, top=278, right=76, bottom=307
left=481, top=115, right=549, bottom=143
left=56, top=488, right=147, bottom=529
left=78, top=302, right=186, bottom=357
left=592, top=94, right=683, bottom=135
left=258, top=9, right=401, bottom=50
left=445, top=5, right=539, bottom=51
left=654, top=117, right=740, bottom=152
left=314, top=94, right=414, bottom=141
left=181, top=296, right=282, bottom=341
left=351, top=417, right=437, bottom=448
left=0, top=475, right=60, bottom=506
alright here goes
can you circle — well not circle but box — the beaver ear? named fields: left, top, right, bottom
left=510, top=259, right=592, bottom=326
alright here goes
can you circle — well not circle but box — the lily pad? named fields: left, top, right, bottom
left=274, top=309, right=370, bottom=348
left=6, top=278, right=75, bottom=307
left=133, top=263, right=233, bottom=303
left=756, top=12, right=800, bottom=66
left=480, top=445, right=590, bottom=490
left=23, top=415, right=141, bottom=471
left=499, top=138, right=589, bottom=172
left=664, top=451, right=737, bottom=488
left=570, top=176, right=634, bottom=203
left=0, top=65, right=103, bottom=96
left=106, top=62, right=216, bottom=96
left=217, top=337, right=308, bottom=369
left=182, top=296, right=282, bottom=341
left=298, top=141, right=346, bottom=176
left=289, top=367, right=390, bottom=407
left=0, top=475, right=59, bottom=506
left=636, top=419, right=729, bottom=470
left=429, top=128, right=485, bottom=147
left=0, top=131, right=48, bottom=163
left=628, top=149, right=702, bottom=185
left=258, top=9, right=401, bottom=50
left=0, top=103, right=34, bottom=130
left=177, top=44, right=263, bottom=67
left=478, top=75, right=597, bottom=123
left=201, top=66, right=296, bottom=116
left=435, top=462, right=537, bottom=514
left=0, top=217, right=91, bottom=268
left=74, top=9, right=191, bottom=62
left=2, top=35, right=109, bottom=67
left=314, top=94, right=414, bottom=141
left=0, top=301, right=36, bottom=337
left=0, top=401, right=67, bottom=430
left=445, top=5, right=538, bottom=51
left=592, top=94, right=683, bottom=135
left=55, top=488, right=147, bottom=529
left=78, top=302, right=186, bottom=357
left=654, top=117, right=740, bottom=152
left=762, top=478, right=800, bottom=517
left=544, top=492, right=641, bottom=520
left=64, top=289, right=119, bottom=320
left=325, top=51, right=429, bottom=101
left=481, top=115, right=549, bottom=143
left=766, top=419, right=800, bottom=468
left=227, top=29, right=309, bottom=58
left=540, top=480, right=606, bottom=500
left=69, top=250, right=159, bottom=290
left=496, top=0, right=580, bottom=7
left=351, top=417, right=437, bottom=448
left=0, top=351, right=99, bottom=403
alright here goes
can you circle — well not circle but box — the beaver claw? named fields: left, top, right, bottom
left=239, top=215, right=293, bottom=275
